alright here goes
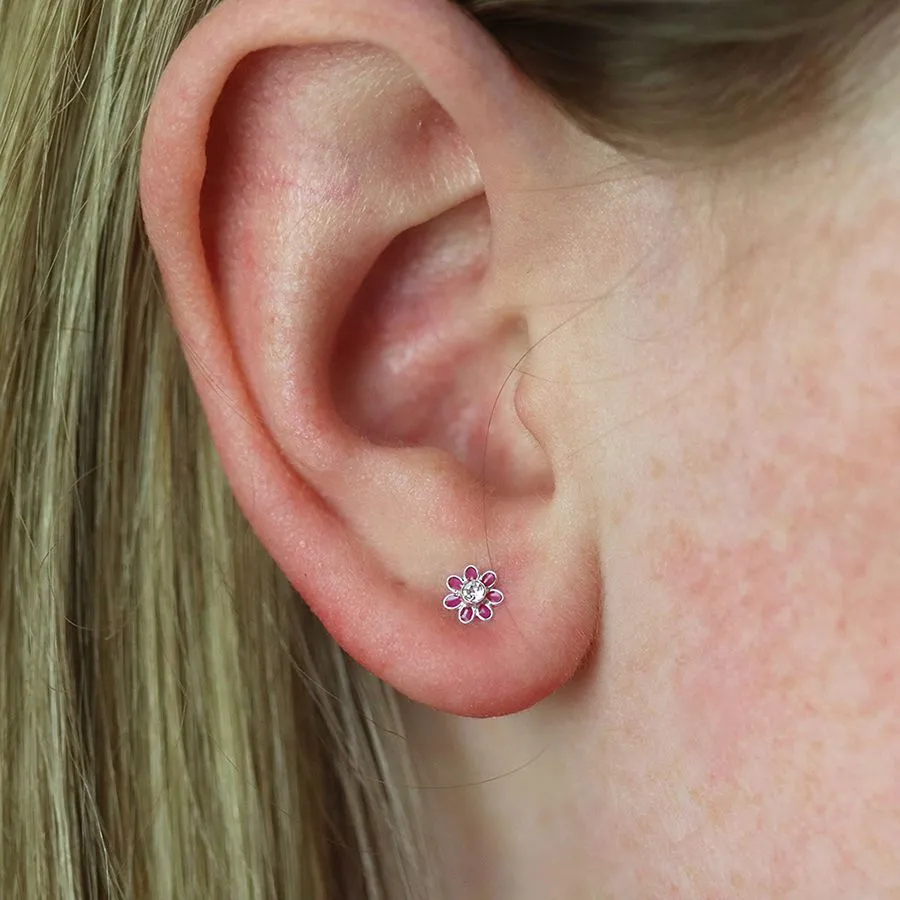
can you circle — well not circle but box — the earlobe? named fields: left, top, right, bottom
left=140, top=0, right=600, bottom=716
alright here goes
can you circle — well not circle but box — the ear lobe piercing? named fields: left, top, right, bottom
left=443, top=565, right=504, bottom=623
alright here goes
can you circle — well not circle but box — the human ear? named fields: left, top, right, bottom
left=139, top=0, right=600, bottom=717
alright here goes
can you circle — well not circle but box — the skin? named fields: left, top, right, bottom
left=405, top=112, right=900, bottom=896
left=140, top=0, right=900, bottom=895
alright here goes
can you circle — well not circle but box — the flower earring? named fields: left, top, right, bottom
left=443, top=565, right=504, bottom=623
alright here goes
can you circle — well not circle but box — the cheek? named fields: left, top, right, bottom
left=611, top=277, right=900, bottom=884
left=672, top=294, right=900, bottom=751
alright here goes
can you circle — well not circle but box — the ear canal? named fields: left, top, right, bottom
left=330, top=193, right=555, bottom=497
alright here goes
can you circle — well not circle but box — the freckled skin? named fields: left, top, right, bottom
left=405, top=112, right=900, bottom=900
left=583, top=173, right=900, bottom=896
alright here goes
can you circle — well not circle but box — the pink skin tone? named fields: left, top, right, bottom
left=405, top=94, right=900, bottom=899
left=409, top=96, right=900, bottom=900
left=139, top=0, right=900, bottom=895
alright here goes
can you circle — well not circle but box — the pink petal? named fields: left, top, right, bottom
left=459, top=606, right=475, bottom=624
left=447, top=575, right=463, bottom=592
left=476, top=604, right=494, bottom=621
left=480, top=570, right=497, bottom=587
left=443, top=594, right=462, bottom=610
left=487, top=590, right=504, bottom=605
left=464, top=565, right=478, bottom=581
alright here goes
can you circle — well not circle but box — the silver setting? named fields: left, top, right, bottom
left=443, top=565, right=504, bottom=624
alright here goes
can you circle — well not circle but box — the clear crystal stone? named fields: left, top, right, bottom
left=460, top=579, right=487, bottom=606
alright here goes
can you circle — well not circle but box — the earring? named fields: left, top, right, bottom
left=443, top=565, right=504, bottom=624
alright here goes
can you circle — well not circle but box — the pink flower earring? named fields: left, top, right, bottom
left=443, top=565, right=504, bottom=623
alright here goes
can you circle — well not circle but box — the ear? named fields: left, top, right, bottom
left=139, top=0, right=600, bottom=717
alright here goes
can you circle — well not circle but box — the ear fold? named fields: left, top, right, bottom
left=140, top=0, right=600, bottom=716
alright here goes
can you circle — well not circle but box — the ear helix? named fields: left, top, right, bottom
left=442, top=564, right=504, bottom=623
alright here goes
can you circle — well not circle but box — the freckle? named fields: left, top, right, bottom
left=769, top=527, right=788, bottom=553
left=722, top=379, right=737, bottom=413
left=650, top=520, right=702, bottom=584
left=650, top=457, right=667, bottom=480
left=866, top=267, right=895, bottom=297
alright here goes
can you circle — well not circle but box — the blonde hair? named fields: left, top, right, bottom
left=0, top=2, right=427, bottom=897
left=0, top=0, right=892, bottom=897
